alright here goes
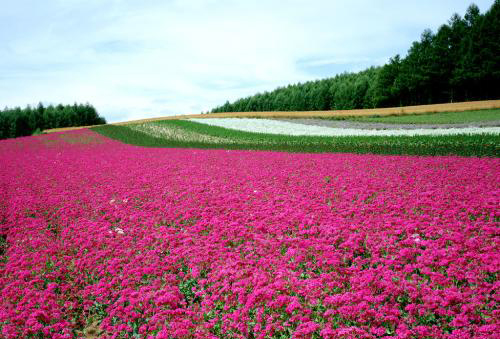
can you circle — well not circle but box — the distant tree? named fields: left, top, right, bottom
left=0, top=103, right=106, bottom=140
left=375, top=55, right=401, bottom=106
left=35, top=103, right=45, bottom=130
left=472, top=1, right=500, bottom=99
left=209, top=1, right=499, bottom=114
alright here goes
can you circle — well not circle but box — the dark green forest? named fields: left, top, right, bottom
left=0, top=103, right=106, bottom=140
left=211, top=1, right=500, bottom=113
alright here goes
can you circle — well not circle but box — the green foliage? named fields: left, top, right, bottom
left=324, top=108, right=500, bottom=124
left=210, top=2, right=500, bottom=113
left=31, top=128, right=44, bottom=136
left=91, top=120, right=500, bottom=157
left=0, top=103, right=106, bottom=140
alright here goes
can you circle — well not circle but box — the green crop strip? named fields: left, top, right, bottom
left=91, top=120, right=500, bottom=157
left=320, top=109, right=500, bottom=124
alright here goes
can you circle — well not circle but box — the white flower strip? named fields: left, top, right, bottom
left=189, top=118, right=500, bottom=136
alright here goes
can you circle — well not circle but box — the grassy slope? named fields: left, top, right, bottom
left=45, top=101, right=500, bottom=134
left=91, top=120, right=500, bottom=157
left=335, top=109, right=500, bottom=124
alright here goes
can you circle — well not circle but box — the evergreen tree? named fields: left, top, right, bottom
left=209, top=1, right=499, bottom=114
left=0, top=103, right=106, bottom=140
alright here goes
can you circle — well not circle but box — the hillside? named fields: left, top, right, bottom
left=43, top=99, right=500, bottom=133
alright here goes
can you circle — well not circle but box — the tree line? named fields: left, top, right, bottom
left=0, top=103, right=106, bottom=140
left=211, top=1, right=499, bottom=113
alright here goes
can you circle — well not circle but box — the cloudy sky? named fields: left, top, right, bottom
left=0, top=0, right=494, bottom=122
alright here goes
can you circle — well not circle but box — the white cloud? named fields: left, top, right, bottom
left=0, top=0, right=495, bottom=122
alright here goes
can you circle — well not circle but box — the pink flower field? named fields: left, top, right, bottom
left=0, top=129, right=498, bottom=339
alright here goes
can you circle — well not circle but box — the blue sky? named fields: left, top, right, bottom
left=0, top=0, right=495, bottom=122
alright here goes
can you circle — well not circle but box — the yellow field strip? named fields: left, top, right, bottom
left=44, top=99, right=500, bottom=133
left=43, top=126, right=92, bottom=133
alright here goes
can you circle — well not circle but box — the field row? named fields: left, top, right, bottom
left=329, top=109, right=499, bottom=124
left=91, top=120, right=500, bottom=157
left=188, top=118, right=500, bottom=136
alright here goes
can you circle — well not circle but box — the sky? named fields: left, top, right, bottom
left=0, top=0, right=495, bottom=123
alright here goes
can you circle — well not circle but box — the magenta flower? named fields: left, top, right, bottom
left=0, top=129, right=498, bottom=338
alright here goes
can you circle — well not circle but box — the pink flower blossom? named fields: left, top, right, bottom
left=0, top=129, right=497, bottom=338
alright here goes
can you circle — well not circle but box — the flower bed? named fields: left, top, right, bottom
left=189, top=118, right=500, bottom=136
left=0, top=129, right=498, bottom=339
